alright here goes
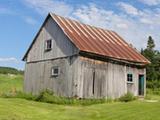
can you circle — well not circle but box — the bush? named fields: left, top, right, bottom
left=119, top=92, right=136, bottom=102
left=147, top=88, right=160, bottom=96
left=34, top=89, right=106, bottom=105
left=0, top=89, right=106, bottom=106
left=146, top=80, right=160, bottom=90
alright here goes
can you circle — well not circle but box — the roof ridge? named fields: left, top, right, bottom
left=50, top=13, right=115, bottom=33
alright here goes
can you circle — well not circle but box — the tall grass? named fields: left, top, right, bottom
left=1, top=90, right=108, bottom=106
left=0, top=74, right=23, bottom=95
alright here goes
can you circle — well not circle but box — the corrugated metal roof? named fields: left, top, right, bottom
left=50, top=13, right=150, bottom=64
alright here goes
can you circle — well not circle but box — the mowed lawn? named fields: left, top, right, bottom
left=0, top=74, right=160, bottom=120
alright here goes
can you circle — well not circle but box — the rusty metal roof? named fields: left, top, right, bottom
left=50, top=13, right=150, bottom=65
left=23, top=13, right=150, bottom=65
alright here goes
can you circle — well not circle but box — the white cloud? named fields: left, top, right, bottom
left=117, top=2, right=139, bottom=16
left=140, top=18, right=153, bottom=24
left=24, top=16, right=37, bottom=25
left=72, top=4, right=160, bottom=50
left=139, top=0, right=160, bottom=6
left=23, top=0, right=73, bottom=16
left=0, top=57, right=18, bottom=63
left=22, top=1, right=160, bottom=50
left=73, top=4, right=113, bottom=28
left=116, top=23, right=128, bottom=29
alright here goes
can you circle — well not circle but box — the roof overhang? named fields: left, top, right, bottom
left=79, top=50, right=150, bottom=67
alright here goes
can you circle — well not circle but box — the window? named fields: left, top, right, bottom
left=51, top=66, right=60, bottom=77
left=45, top=39, right=52, bottom=51
left=127, top=74, right=133, bottom=83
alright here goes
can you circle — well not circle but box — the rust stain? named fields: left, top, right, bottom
left=51, top=13, right=150, bottom=65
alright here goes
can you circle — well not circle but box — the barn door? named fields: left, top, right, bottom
left=138, top=75, right=144, bottom=96
left=83, top=67, right=106, bottom=98
left=83, top=67, right=94, bottom=98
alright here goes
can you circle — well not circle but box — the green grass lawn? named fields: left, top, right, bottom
left=0, top=98, right=160, bottom=120
left=0, top=74, right=23, bottom=94
left=0, top=74, right=160, bottom=120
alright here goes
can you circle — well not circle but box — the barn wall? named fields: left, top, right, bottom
left=75, top=56, right=146, bottom=98
left=24, top=55, right=146, bottom=98
left=24, top=56, right=79, bottom=97
left=26, top=17, right=78, bottom=62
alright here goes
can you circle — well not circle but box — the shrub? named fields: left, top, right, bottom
left=119, top=92, right=136, bottom=102
left=1, top=89, right=116, bottom=105
left=34, top=89, right=106, bottom=105
left=147, top=88, right=160, bottom=96
left=146, top=80, right=160, bottom=90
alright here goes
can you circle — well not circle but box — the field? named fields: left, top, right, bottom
left=0, top=74, right=160, bottom=120
left=0, top=74, right=23, bottom=94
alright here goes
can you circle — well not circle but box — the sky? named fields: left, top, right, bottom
left=0, top=0, right=160, bottom=70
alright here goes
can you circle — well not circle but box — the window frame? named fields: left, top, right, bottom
left=127, top=73, right=133, bottom=83
left=45, top=39, right=52, bottom=51
left=51, top=66, right=60, bottom=77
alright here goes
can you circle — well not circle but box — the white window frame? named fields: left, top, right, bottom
left=127, top=73, right=133, bottom=83
left=51, top=66, right=60, bottom=77
left=45, top=39, right=52, bottom=51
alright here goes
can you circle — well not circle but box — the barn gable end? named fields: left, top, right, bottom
left=24, top=15, right=79, bottom=63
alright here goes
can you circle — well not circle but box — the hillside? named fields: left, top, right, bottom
left=0, top=66, right=23, bottom=75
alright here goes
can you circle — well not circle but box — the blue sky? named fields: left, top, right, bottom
left=0, top=0, right=160, bottom=69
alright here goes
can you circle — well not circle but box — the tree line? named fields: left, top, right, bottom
left=0, top=67, right=24, bottom=75
left=141, top=36, right=160, bottom=81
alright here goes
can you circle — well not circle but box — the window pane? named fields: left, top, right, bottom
left=45, top=39, right=52, bottom=50
left=51, top=66, right=60, bottom=77
left=127, top=74, right=133, bottom=82
left=54, top=68, right=58, bottom=74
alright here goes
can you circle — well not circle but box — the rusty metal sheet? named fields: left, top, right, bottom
left=51, top=13, right=150, bottom=65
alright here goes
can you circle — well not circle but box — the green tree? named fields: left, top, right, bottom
left=141, top=36, right=160, bottom=80
left=147, top=36, right=155, bottom=50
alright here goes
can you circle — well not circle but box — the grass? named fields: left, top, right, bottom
left=0, top=98, right=160, bottom=120
left=0, top=74, right=23, bottom=94
left=0, top=74, right=160, bottom=120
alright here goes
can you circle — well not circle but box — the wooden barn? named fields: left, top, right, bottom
left=23, top=13, right=150, bottom=99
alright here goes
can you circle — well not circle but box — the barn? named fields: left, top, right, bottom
left=23, top=13, right=150, bottom=99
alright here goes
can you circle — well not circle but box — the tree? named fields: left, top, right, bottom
left=147, top=36, right=155, bottom=50
left=141, top=36, right=160, bottom=81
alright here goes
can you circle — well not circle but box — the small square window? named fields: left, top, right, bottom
left=45, top=39, right=52, bottom=51
left=51, top=66, right=60, bottom=77
left=127, top=74, right=133, bottom=83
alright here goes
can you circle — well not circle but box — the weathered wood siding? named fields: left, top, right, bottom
left=26, top=17, right=78, bottom=62
left=24, top=56, right=146, bottom=98
left=24, top=56, right=79, bottom=96
left=75, top=56, right=146, bottom=98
